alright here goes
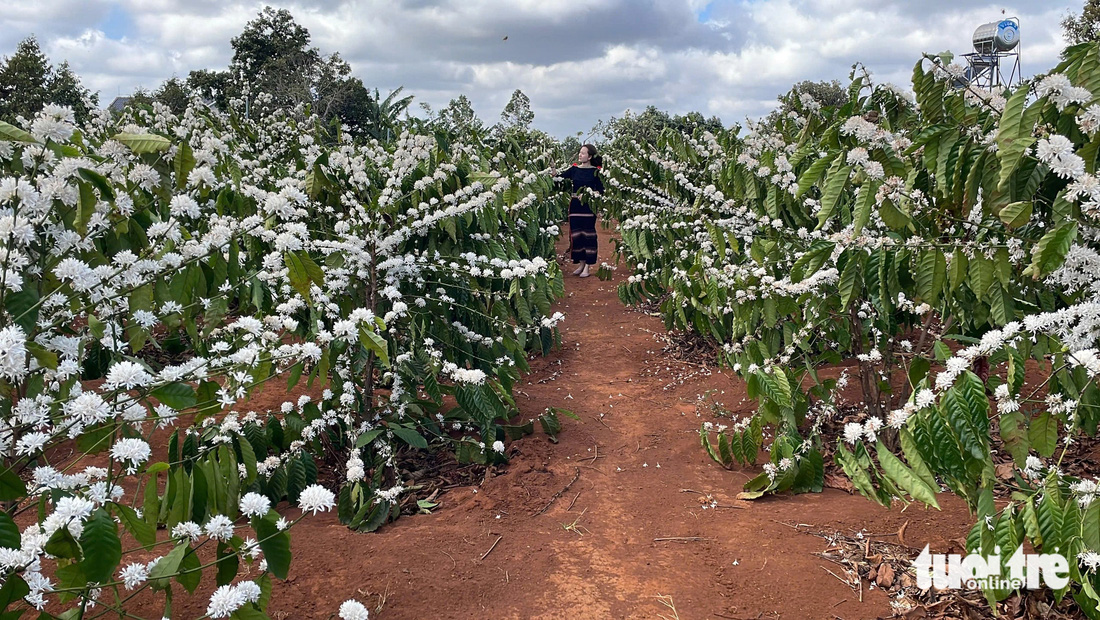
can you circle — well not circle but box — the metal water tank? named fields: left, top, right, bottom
left=972, top=20, right=1019, bottom=54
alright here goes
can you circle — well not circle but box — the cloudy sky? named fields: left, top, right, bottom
left=0, top=0, right=1082, bottom=138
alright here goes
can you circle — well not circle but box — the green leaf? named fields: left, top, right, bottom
left=237, top=436, right=258, bottom=485
left=834, top=442, right=880, bottom=504
left=0, top=575, right=29, bottom=612
left=151, top=382, right=197, bottom=410
left=174, top=140, right=195, bottom=190
left=1029, top=411, right=1058, bottom=458
left=285, top=457, right=307, bottom=504
left=177, top=542, right=202, bottom=593
left=284, top=252, right=313, bottom=302
left=998, top=200, right=1033, bottom=229
left=0, top=511, right=19, bottom=551
left=0, top=121, right=37, bottom=143
left=539, top=409, right=563, bottom=439
left=502, top=421, right=534, bottom=440
left=389, top=425, right=428, bottom=449
left=1037, top=486, right=1065, bottom=555
left=741, top=417, right=762, bottom=465
left=296, top=251, right=324, bottom=286
left=230, top=604, right=269, bottom=620
left=877, top=441, right=940, bottom=509
left=456, top=440, right=488, bottom=463
left=358, top=327, right=390, bottom=368
left=77, top=168, right=114, bottom=201
left=852, top=181, right=877, bottom=235
left=997, top=84, right=1029, bottom=143
left=1025, top=221, right=1077, bottom=279
left=79, top=509, right=122, bottom=583
left=717, top=432, right=733, bottom=466
left=4, top=287, right=38, bottom=332
left=999, top=411, right=1030, bottom=468
left=899, top=427, right=938, bottom=492
left=915, top=250, right=946, bottom=305
left=757, top=369, right=792, bottom=408
left=796, top=152, right=836, bottom=197
left=113, top=502, right=156, bottom=549
left=838, top=252, right=864, bottom=311
left=816, top=163, right=851, bottom=228
left=878, top=198, right=911, bottom=230
left=908, top=356, right=931, bottom=386
left=44, top=526, right=81, bottom=559
left=87, top=313, right=106, bottom=341
left=968, top=253, right=994, bottom=298
left=1085, top=500, right=1100, bottom=552
left=996, top=86, right=1035, bottom=187
left=113, top=132, right=172, bottom=154
left=258, top=573, right=273, bottom=610
left=355, top=428, right=385, bottom=448
left=76, top=420, right=116, bottom=454
left=305, top=155, right=330, bottom=200
left=25, top=341, right=57, bottom=370
left=700, top=427, right=720, bottom=464
left=255, top=512, right=291, bottom=580
left=948, top=248, right=968, bottom=293
left=76, top=180, right=96, bottom=236
left=989, top=282, right=1014, bottom=326
left=149, top=543, right=189, bottom=590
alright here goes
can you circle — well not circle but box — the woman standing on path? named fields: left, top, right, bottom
left=551, top=144, right=604, bottom=278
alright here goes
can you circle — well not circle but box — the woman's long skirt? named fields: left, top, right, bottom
left=568, top=197, right=597, bottom=265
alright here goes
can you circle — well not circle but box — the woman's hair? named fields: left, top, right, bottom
left=581, top=144, right=603, bottom=169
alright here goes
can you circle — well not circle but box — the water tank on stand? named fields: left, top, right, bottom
left=972, top=20, right=1020, bottom=55
left=960, top=17, right=1021, bottom=90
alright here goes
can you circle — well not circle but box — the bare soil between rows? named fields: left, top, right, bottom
left=142, top=228, right=981, bottom=620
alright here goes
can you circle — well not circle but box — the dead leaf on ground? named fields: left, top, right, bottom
left=824, top=473, right=855, bottom=493
left=877, top=563, right=895, bottom=588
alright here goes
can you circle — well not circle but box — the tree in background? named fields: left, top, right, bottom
left=186, top=68, right=232, bottom=109
left=230, top=7, right=368, bottom=128
left=761, top=79, right=848, bottom=129
left=559, top=134, right=582, bottom=162
left=1063, top=0, right=1100, bottom=45
left=174, top=7, right=371, bottom=132
left=125, top=77, right=193, bottom=116
left=436, top=94, right=485, bottom=142
left=44, top=61, right=97, bottom=121
left=493, top=88, right=556, bottom=153
left=231, top=7, right=317, bottom=110
left=592, top=105, right=723, bottom=149
left=498, top=89, right=534, bottom=132
left=327, top=77, right=373, bottom=134
left=789, top=79, right=848, bottom=108
left=361, top=86, right=414, bottom=142
left=0, top=37, right=97, bottom=123
left=0, top=37, right=51, bottom=121
left=151, top=77, right=192, bottom=115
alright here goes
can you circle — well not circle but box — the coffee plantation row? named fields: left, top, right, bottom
left=603, top=40, right=1100, bottom=614
left=0, top=94, right=573, bottom=617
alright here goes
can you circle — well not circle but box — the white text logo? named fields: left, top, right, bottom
left=913, top=545, right=1069, bottom=590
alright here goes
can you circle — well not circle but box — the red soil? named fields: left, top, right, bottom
left=143, top=229, right=977, bottom=619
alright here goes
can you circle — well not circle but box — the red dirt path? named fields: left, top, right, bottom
left=165, top=230, right=977, bottom=619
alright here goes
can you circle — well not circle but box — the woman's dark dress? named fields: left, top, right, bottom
left=559, top=165, right=604, bottom=265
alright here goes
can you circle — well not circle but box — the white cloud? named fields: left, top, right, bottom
left=0, top=0, right=1082, bottom=136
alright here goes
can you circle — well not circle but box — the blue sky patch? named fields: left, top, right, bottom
left=697, top=1, right=716, bottom=23
left=99, top=4, right=134, bottom=40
